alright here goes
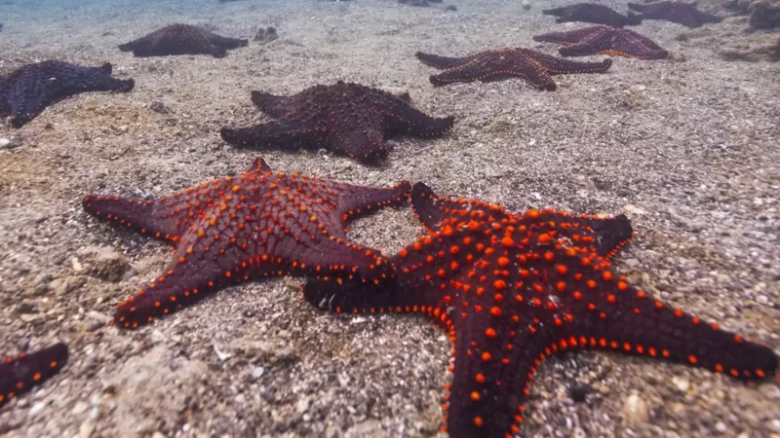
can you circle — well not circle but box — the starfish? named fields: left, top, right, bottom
left=542, top=3, right=643, bottom=27
left=82, top=157, right=411, bottom=329
left=118, top=24, right=248, bottom=58
left=399, top=0, right=443, bottom=6
left=303, top=183, right=779, bottom=438
left=1, top=343, right=69, bottom=408
left=0, top=61, right=134, bottom=128
left=415, top=48, right=612, bottom=90
left=627, top=1, right=723, bottom=27
left=220, top=81, right=455, bottom=165
left=534, top=26, right=669, bottom=60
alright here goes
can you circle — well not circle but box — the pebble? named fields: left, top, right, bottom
left=72, top=401, right=89, bottom=415
left=623, top=392, right=650, bottom=426
left=29, top=402, right=45, bottom=416
left=0, top=138, right=10, bottom=148
left=151, top=432, right=166, bottom=438
left=296, top=398, right=310, bottom=414
left=759, top=383, right=780, bottom=400
left=671, top=376, right=690, bottom=393
left=79, top=419, right=95, bottom=438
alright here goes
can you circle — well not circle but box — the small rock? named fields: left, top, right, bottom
left=623, top=392, right=650, bottom=426
left=151, top=432, right=167, bottom=438
left=149, top=101, right=167, bottom=114
left=254, top=26, right=278, bottom=43
left=296, top=398, right=310, bottom=414
left=715, top=422, right=728, bottom=433
left=0, top=138, right=10, bottom=148
left=759, top=383, right=780, bottom=399
left=72, top=401, right=90, bottom=415
left=78, top=247, right=130, bottom=282
left=445, top=4, right=457, bottom=11
left=79, top=419, right=95, bottom=438
left=83, top=98, right=98, bottom=111
left=671, top=376, right=690, bottom=393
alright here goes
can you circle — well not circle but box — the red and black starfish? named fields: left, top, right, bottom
left=82, top=157, right=411, bottom=329
left=542, top=3, right=643, bottom=27
left=220, top=81, right=455, bottom=165
left=0, top=61, right=134, bottom=128
left=118, top=24, right=248, bottom=58
left=303, top=183, right=779, bottom=438
left=1, top=343, right=68, bottom=408
left=415, top=48, right=612, bottom=90
left=534, top=26, right=669, bottom=60
left=627, top=1, right=723, bottom=28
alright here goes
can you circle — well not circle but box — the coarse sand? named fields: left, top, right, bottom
left=0, top=0, right=779, bottom=437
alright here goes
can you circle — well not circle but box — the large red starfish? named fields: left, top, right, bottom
left=534, top=26, right=669, bottom=60
left=0, top=61, right=134, bottom=128
left=82, top=158, right=411, bottom=329
left=1, top=343, right=68, bottom=408
left=303, top=183, right=778, bottom=438
left=415, top=48, right=612, bottom=90
left=220, top=81, right=455, bottom=164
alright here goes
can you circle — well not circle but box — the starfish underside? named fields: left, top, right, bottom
left=118, top=24, right=248, bottom=57
left=0, top=61, right=134, bottom=128
left=220, top=81, right=455, bottom=164
left=415, top=48, right=612, bottom=90
left=303, top=183, right=779, bottom=438
left=534, top=26, right=669, bottom=60
left=627, top=1, right=723, bottom=27
left=542, top=3, right=643, bottom=27
left=82, top=158, right=411, bottom=329
left=0, top=343, right=69, bottom=408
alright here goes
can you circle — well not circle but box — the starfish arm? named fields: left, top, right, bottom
left=533, top=26, right=604, bottom=45
left=83, top=194, right=186, bottom=245
left=429, top=53, right=557, bottom=90
left=0, top=343, right=69, bottom=408
left=220, top=119, right=320, bottom=153
left=382, top=99, right=455, bottom=139
left=534, top=243, right=779, bottom=381
left=411, top=182, right=511, bottom=232
left=208, top=33, right=249, bottom=50
left=521, top=49, right=612, bottom=76
left=113, top=244, right=250, bottom=328
left=411, top=183, right=633, bottom=258
left=250, top=91, right=296, bottom=118
left=541, top=5, right=569, bottom=16
left=415, top=51, right=475, bottom=70
left=59, top=63, right=135, bottom=94
left=331, top=180, right=412, bottom=224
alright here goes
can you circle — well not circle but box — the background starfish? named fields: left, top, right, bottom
left=303, top=183, right=779, bottom=438
left=534, top=26, right=669, bottom=59
left=0, top=61, right=134, bottom=128
left=220, top=81, right=455, bottom=164
left=627, top=1, right=723, bottom=27
left=415, top=48, right=612, bottom=90
left=118, top=24, right=248, bottom=57
left=82, top=157, right=411, bottom=329
left=1, top=343, right=68, bottom=408
left=542, top=3, right=643, bottom=27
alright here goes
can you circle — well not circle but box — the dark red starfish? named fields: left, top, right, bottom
left=534, top=26, right=669, bottom=60
left=542, top=3, right=643, bottom=27
left=0, top=61, right=134, bottom=128
left=220, top=81, right=454, bottom=165
left=303, top=183, right=779, bottom=438
left=415, top=48, right=612, bottom=90
left=82, top=157, right=411, bottom=329
left=1, top=343, right=68, bottom=408
left=118, top=24, right=248, bottom=58
left=627, top=1, right=723, bottom=27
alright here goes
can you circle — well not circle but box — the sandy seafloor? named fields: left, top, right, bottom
left=1, top=0, right=779, bottom=436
